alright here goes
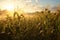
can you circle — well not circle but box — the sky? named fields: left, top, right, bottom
left=0, top=0, right=60, bottom=6
left=0, top=0, right=60, bottom=12
left=39, top=0, right=60, bottom=7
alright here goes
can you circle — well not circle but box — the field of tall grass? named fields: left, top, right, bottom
left=0, top=9, right=60, bottom=40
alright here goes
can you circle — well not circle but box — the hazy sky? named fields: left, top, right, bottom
left=0, top=0, right=60, bottom=12
left=39, top=0, right=60, bottom=6
left=0, top=0, right=60, bottom=6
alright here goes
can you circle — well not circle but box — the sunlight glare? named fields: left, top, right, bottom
left=2, top=3, right=15, bottom=11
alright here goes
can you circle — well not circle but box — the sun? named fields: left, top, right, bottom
left=1, top=3, right=15, bottom=16
left=2, top=3, right=15, bottom=11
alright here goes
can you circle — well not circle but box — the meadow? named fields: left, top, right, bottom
left=0, top=9, right=60, bottom=40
